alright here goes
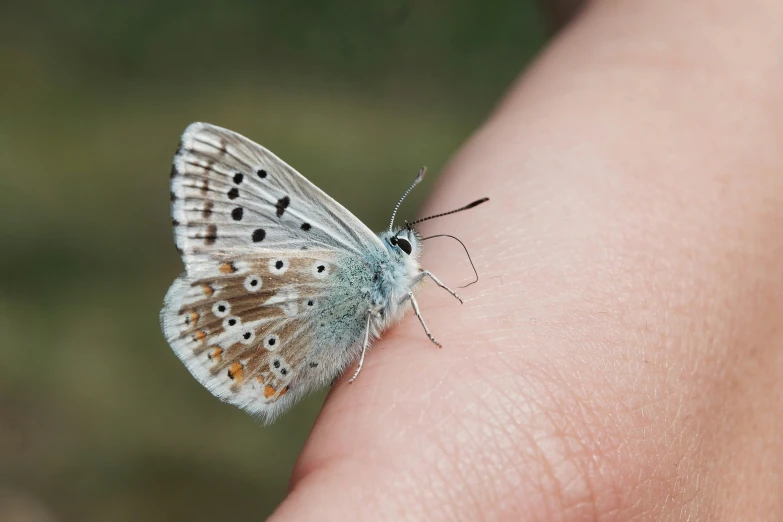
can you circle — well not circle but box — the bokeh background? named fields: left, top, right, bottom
left=0, top=2, right=549, bottom=520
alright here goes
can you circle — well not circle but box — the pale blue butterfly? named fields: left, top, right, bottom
left=161, top=123, right=488, bottom=423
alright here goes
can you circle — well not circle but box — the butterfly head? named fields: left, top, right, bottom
left=381, top=227, right=421, bottom=260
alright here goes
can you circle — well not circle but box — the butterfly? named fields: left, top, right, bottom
left=161, top=122, right=488, bottom=424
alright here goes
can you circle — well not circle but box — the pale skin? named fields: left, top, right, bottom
left=270, top=0, right=783, bottom=519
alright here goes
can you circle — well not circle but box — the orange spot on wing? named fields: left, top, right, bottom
left=201, top=284, right=214, bottom=297
left=219, top=262, right=236, bottom=274
left=193, top=331, right=207, bottom=343
left=263, top=384, right=290, bottom=399
left=208, top=347, right=222, bottom=362
left=186, top=311, right=199, bottom=326
left=227, top=362, right=244, bottom=382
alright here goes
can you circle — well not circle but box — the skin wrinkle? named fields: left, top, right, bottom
left=411, top=354, right=570, bottom=519
left=530, top=412, right=588, bottom=520
left=391, top=387, right=485, bottom=520
left=544, top=411, right=614, bottom=520
left=358, top=360, right=526, bottom=518
left=416, top=362, right=513, bottom=516
left=493, top=385, right=565, bottom=520
left=478, top=300, right=668, bottom=516
left=643, top=425, right=691, bottom=514
left=492, top=378, right=565, bottom=517
left=389, top=457, right=453, bottom=522
left=437, top=398, right=507, bottom=518
left=556, top=388, right=615, bottom=518
left=528, top=363, right=625, bottom=518
left=518, top=365, right=608, bottom=518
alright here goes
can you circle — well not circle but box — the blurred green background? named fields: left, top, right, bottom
left=0, top=1, right=547, bottom=520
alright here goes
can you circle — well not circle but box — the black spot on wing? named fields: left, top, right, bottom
left=275, top=196, right=290, bottom=217
left=231, top=207, right=244, bottom=221
left=252, top=228, right=266, bottom=242
left=228, top=187, right=239, bottom=200
left=201, top=224, right=218, bottom=245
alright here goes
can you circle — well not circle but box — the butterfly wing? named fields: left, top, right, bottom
left=162, top=251, right=345, bottom=423
left=170, top=121, right=384, bottom=264
left=162, top=123, right=381, bottom=422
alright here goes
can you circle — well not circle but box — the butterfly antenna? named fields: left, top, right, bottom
left=406, top=197, right=489, bottom=228
left=389, top=166, right=427, bottom=232
left=420, top=234, right=480, bottom=288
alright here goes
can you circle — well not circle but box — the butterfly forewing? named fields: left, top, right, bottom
left=162, top=123, right=381, bottom=422
left=170, top=122, right=382, bottom=260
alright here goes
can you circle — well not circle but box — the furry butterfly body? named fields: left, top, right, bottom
left=161, top=122, right=479, bottom=423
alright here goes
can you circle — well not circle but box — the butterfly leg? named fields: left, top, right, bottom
left=348, top=311, right=374, bottom=383
left=416, top=270, right=463, bottom=304
left=407, top=292, right=443, bottom=348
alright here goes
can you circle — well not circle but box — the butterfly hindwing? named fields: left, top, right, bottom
left=161, top=250, right=341, bottom=422
left=170, top=122, right=383, bottom=262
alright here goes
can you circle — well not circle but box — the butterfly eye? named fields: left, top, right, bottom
left=396, top=237, right=412, bottom=255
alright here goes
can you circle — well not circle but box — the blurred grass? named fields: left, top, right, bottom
left=0, top=1, right=546, bottom=520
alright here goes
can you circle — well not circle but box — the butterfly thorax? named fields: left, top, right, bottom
left=368, top=228, right=423, bottom=331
